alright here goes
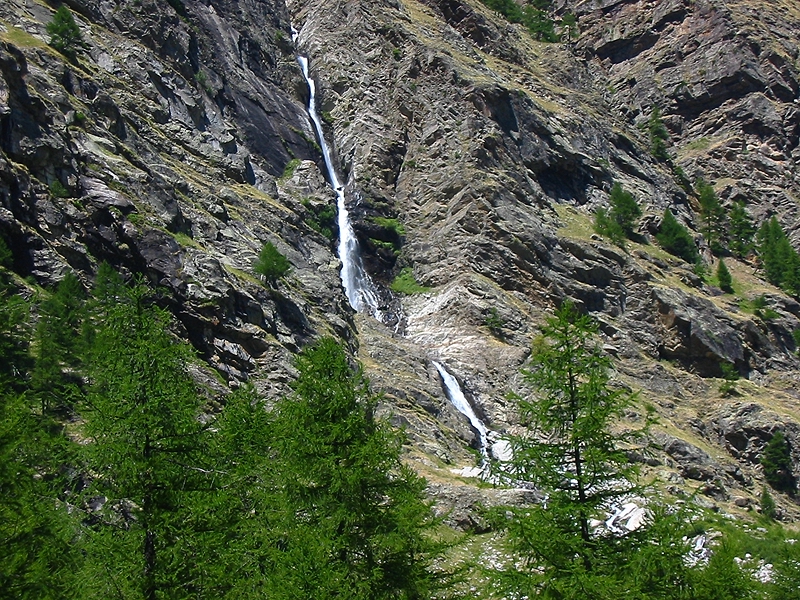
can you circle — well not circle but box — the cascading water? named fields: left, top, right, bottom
left=292, top=30, right=384, bottom=322
left=433, top=361, right=489, bottom=457
left=433, top=361, right=517, bottom=481
left=292, top=29, right=494, bottom=474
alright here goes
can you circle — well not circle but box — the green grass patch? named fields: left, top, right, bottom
left=390, top=267, right=430, bottom=294
left=738, top=295, right=780, bottom=320
left=371, top=216, right=406, bottom=236
left=1, top=24, right=47, bottom=48
left=172, top=232, right=202, bottom=249
left=684, top=137, right=711, bottom=151
left=280, top=158, right=301, bottom=181
left=224, top=265, right=263, bottom=287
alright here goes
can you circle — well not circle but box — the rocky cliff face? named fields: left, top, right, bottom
left=2, top=0, right=800, bottom=522
left=569, top=0, right=800, bottom=233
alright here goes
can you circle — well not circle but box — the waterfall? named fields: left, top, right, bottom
left=433, top=361, right=489, bottom=457
left=293, top=32, right=384, bottom=321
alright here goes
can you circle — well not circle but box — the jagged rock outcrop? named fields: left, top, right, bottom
left=0, top=0, right=356, bottom=393
left=568, top=0, right=800, bottom=237
left=2, top=0, right=800, bottom=520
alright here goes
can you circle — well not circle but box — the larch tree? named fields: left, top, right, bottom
left=79, top=276, right=217, bottom=600
left=492, top=302, right=650, bottom=599
left=0, top=269, right=78, bottom=599
left=266, top=338, right=452, bottom=599
left=696, top=179, right=726, bottom=255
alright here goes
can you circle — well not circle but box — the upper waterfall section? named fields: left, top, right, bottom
left=292, top=27, right=389, bottom=324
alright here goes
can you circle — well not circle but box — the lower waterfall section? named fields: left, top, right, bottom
left=433, top=361, right=488, bottom=457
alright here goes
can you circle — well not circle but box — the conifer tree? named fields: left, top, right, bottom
left=523, top=3, right=557, bottom=42
left=0, top=278, right=77, bottom=599
left=267, top=338, right=451, bottom=599
left=691, top=540, right=761, bottom=600
left=728, top=201, right=756, bottom=258
left=560, top=12, right=578, bottom=41
left=46, top=5, right=83, bottom=58
left=204, top=385, right=279, bottom=598
left=254, top=241, right=291, bottom=285
left=595, top=183, right=641, bottom=246
left=761, top=431, right=795, bottom=493
left=79, top=276, right=216, bottom=600
left=492, top=303, right=648, bottom=598
left=771, top=536, right=800, bottom=600
left=717, top=258, right=733, bottom=293
left=648, top=107, right=670, bottom=161
left=760, top=486, right=777, bottom=520
left=657, top=209, right=699, bottom=264
left=757, top=217, right=800, bottom=295
left=0, top=237, right=12, bottom=270
left=31, top=272, right=86, bottom=414
left=696, top=179, right=726, bottom=254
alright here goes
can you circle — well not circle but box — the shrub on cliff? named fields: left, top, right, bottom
left=595, top=182, right=641, bottom=245
left=657, top=209, right=698, bottom=264
left=697, top=178, right=726, bottom=255
left=728, top=201, right=756, bottom=258
left=757, top=217, right=800, bottom=295
left=761, top=431, right=796, bottom=493
left=46, top=6, right=83, bottom=58
left=648, top=107, right=670, bottom=161
left=254, top=241, right=291, bottom=285
left=717, top=258, right=733, bottom=293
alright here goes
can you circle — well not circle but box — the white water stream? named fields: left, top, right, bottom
left=433, top=361, right=489, bottom=457
left=293, top=29, right=492, bottom=470
left=293, top=32, right=383, bottom=320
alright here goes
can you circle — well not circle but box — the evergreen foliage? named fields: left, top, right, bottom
left=771, top=537, right=800, bottom=600
left=696, top=179, right=726, bottom=254
left=31, top=273, right=87, bottom=414
left=760, top=486, right=777, bottom=520
left=761, top=431, right=796, bottom=493
left=0, top=281, right=30, bottom=391
left=0, top=280, right=78, bottom=599
left=267, top=338, right=451, bottom=599
left=8, top=260, right=800, bottom=598
left=303, top=199, right=337, bottom=239
left=522, top=3, right=557, bottom=41
left=46, top=6, right=83, bottom=58
left=560, top=12, right=578, bottom=41
left=0, top=390, right=77, bottom=599
left=0, top=237, right=12, bottom=269
left=484, top=307, right=505, bottom=338
left=79, top=277, right=216, bottom=599
left=254, top=241, right=291, bottom=285
left=728, top=200, right=756, bottom=258
left=204, top=385, right=278, bottom=598
left=718, top=360, right=739, bottom=396
left=478, top=0, right=557, bottom=42
left=648, top=107, right=670, bottom=161
left=492, top=302, right=648, bottom=597
left=594, top=182, right=641, bottom=245
left=657, top=209, right=699, bottom=264
left=756, top=217, right=800, bottom=295
left=716, top=258, right=733, bottom=293
left=691, top=540, right=761, bottom=600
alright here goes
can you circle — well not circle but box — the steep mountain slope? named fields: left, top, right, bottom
left=2, top=0, right=800, bottom=521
